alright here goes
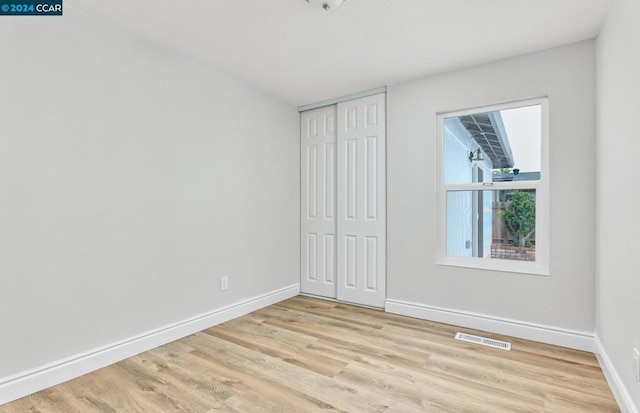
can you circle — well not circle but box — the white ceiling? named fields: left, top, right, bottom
left=67, top=0, right=611, bottom=107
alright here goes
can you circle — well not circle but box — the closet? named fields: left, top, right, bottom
left=300, top=93, right=386, bottom=308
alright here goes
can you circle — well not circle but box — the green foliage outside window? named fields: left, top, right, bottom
left=502, top=191, right=535, bottom=248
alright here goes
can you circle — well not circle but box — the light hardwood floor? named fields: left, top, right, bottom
left=1, top=296, right=619, bottom=412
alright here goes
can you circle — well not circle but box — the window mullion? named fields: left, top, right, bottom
left=443, top=182, right=540, bottom=192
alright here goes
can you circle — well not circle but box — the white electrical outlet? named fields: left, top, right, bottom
left=220, top=276, right=229, bottom=291
left=634, top=348, right=640, bottom=382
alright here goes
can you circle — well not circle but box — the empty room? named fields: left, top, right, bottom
left=1, top=0, right=638, bottom=411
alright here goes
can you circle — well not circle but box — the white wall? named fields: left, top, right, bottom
left=387, top=41, right=596, bottom=336
left=0, top=5, right=298, bottom=386
left=596, top=0, right=640, bottom=409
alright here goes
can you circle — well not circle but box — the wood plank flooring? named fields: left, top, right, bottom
left=0, top=295, right=619, bottom=412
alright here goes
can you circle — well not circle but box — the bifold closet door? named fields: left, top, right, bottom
left=336, top=94, right=386, bottom=308
left=300, top=105, right=337, bottom=299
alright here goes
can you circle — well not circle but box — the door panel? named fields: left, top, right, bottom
left=301, top=106, right=337, bottom=298
left=336, top=94, right=386, bottom=308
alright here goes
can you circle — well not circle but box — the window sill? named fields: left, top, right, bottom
left=436, top=258, right=550, bottom=276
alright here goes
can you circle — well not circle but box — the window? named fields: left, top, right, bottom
left=436, top=98, right=549, bottom=275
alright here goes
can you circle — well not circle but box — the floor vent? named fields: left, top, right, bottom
left=455, top=332, right=512, bottom=351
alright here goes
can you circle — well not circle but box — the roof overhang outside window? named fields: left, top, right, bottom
left=459, top=112, right=514, bottom=168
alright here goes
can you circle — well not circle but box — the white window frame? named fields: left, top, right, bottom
left=435, top=97, right=550, bottom=275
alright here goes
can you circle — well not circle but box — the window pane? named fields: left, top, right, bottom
left=446, top=189, right=536, bottom=262
left=443, top=104, right=541, bottom=184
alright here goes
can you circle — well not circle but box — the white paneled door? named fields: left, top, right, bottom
left=301, top=93, right=386, bottom=308
left=336, top=94, right=386, bottom=308
left=301, top=105, right=338, bottom=299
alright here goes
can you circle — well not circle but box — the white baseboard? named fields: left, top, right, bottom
left=385, top=298, right=595, bottom=352
left=0, top=284, right=300, bottom=406
left=595, top=337, right=639, bottom=413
